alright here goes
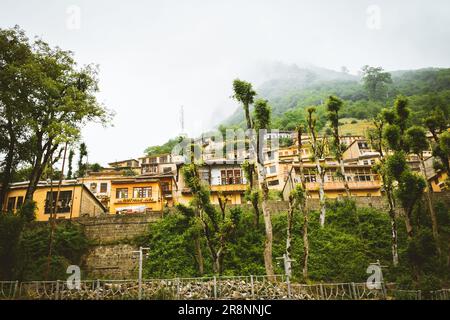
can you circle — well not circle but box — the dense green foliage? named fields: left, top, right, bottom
left=0, top=217, right=90, bottom=281
left=137, top=199, right=449, bottom=288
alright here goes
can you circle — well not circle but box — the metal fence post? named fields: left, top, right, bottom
left=351, top=282, right=357, bottom=300
left=418, top=290, right=422, bottom=300
left=250, top=275, right=255, bottom=299
left=286, top=275, right=291, bottom=299
left=13, top=281, right=18, bottom=299
left=96, top=279, right=101, bottom=300
left=56, top=280, right=60, bottom=300
left=213, top=276, right=217, bottom=299
left=319, top=283, right=325, bottom=300
left=176, top=278, right=180, bottom=300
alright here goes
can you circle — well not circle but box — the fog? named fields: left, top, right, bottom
left=1, top=0, right=450, bottom=165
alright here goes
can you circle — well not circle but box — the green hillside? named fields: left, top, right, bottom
left=223, top=65, right=450, bottom=132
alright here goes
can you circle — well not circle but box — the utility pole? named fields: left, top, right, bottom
left=132, top=247, right=150, bottom=300
left=277, top=254, right=295, bottom=299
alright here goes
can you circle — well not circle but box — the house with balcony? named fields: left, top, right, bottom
left=139, top=154, right=177, bottom=175
left=108, top=159, right=141, bottom=175
left=176, top=161, right=248, bottom=205
left=282, top=163, right=382, bottom=201
left=109, top=174, right=177, bottom=214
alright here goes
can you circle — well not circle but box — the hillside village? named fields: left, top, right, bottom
left=3, top=129, right=448, bottom=221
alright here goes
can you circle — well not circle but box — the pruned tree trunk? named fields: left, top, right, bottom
left=385, top=182, right=399, bottom=266
left=419, top=155, right=440, bottom=255
left=404, top=209, right=414, bottom=240
left=302, top=209, right=309, bottom=280
left=260, top=178, right=274, bottom=278
left=316, top=159, right=326, bottom=227
left=339, top=159, right=351, bottom=198
left=296, top=129, right=309, bottom=280
left=194, top=237, right=204, bottom=275
left=286, top=197, right=294, bottom=261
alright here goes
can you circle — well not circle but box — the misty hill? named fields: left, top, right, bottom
left=224, top=64, right=450, bottom=129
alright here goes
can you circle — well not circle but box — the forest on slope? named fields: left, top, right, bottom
left=222, top=64, right=450, bottom=133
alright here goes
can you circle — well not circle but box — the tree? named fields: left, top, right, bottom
left=77, top=143, right=88, bottom=178
left=242, top=160, right=260, bottom=226
left=0, top=27, right=34, bottom=210
left=405, top=126, right=440, bottom=252
left=253, top=98, right=275, bottom=278
left=7, top=28, right=113, bottom=203
left=307, top=107, right=327, bottom=227
left=66, top=149, right=75, bottom=179
left=181, top=163, right=241, bottom=274
left=361, top=65, right=392, bottom=101
left=232, top=79, right=256, bottom=129
left=326, top=95, right=350, bottom=197
left=368, top=114, right=399, bottom=266
left=438, top=131, right=450, bottom=177
left=296, top=125, right=310, bottom=279
left=396, top=171, right=426, bottom=239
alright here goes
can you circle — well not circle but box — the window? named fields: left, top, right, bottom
left=163, top=167, right=172, bottom=173
left=161, top=182, right=171, bottom=193
left=160, top=155, right=168, bottom=163
left=7, top=197, right=16, bottom=212
left=363, top=160, right=369, bottom=165
left=200, top=171, right=210, bottom=183
left=100, top=183, right=108, bottom=193
left=268, top=180, right=280, bottom=186
left=90, top=182, right=97, bottom=193
left=16, top=196, right=24, bottom=209
left=116, top=188, right=128, bottom=199
left=220, top=169, right=242, bottom=185
left=268, top=165, right=277, bottom=174
left=143, top=165, right=157, bottom=174
left=305, top=175, right=317, bottom=183
left=44, top=191, right=72, bottom=214
left=133, top=187, right=152, bottom=198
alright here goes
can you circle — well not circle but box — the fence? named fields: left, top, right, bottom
left=1, top=278, right=449, bottom=300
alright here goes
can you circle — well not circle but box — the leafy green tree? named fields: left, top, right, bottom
left=0, top=26, right=113, bottom=204
left=232, top=79, right=256, bottom=129
left=405, top=126, right=440, bottom=251
left=77, top=143, right=88, bottom=178
left=396, top=171, right=426, bottom=239
left=144, top=137, right=183, bottom=157
left=66, top=149, right=75, bottom=179
left=326, top=95, right=350, bottom=197
left=361, top=65, right=392, bottom=101
left=0, top=27, right=34, bottom=210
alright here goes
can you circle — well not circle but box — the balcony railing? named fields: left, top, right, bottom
left=305, top=180, right=381, bottom=191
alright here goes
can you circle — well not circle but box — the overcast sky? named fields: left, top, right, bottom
left=1, top=0, right=450, bottom=166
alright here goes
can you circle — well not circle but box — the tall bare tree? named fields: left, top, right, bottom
left=326, top=96, right=350, bottom=197
left=307, top=107, right=327, bottom=227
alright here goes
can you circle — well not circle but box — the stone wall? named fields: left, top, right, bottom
left=76, top=212, right=163, bottom=279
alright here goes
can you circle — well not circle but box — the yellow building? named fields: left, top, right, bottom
left=282, top=164, right=382, bottom=200
left=109, top=175, right=177, bottom=214
left=430, top=171, right=449, bottom=192
left=3, top=180, right=106, bottom=221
